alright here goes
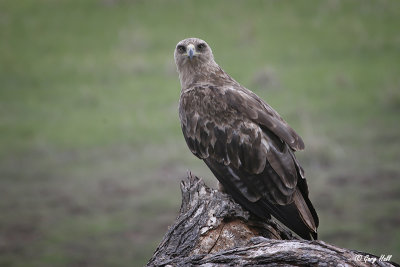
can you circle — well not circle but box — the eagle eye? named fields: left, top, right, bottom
left=177, top=45, right=186, bottom=53
left=197, top=43, right=206, bottom=50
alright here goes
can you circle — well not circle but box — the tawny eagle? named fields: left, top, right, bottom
left=174, top=38, right=319, bottom=240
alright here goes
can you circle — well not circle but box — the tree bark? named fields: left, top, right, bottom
left=147, top=172, right=399, bottom=267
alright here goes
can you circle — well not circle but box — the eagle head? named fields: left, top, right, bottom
left=174, top=38, right=215, bottom=72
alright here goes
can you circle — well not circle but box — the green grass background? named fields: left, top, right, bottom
left=1, top=0, right=399, bottom=266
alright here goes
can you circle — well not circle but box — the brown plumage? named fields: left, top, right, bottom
left=174, top=38, right=319, bottom=240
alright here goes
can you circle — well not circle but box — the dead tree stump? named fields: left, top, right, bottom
left=147, top=172, right=399, bottom=267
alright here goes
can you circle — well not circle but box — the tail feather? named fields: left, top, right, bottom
left=204, top=158, right=318, bottom=240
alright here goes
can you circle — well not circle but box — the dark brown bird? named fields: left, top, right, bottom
left=174, top=37, right=319, bottom=240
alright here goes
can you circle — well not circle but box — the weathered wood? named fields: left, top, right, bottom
left=147, top=172, right=399, bottom=267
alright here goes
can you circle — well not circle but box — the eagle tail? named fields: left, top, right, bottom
left=261, top=195, right=318, bottom=240
left=238, top=191, right=318, bottom=240
left=204, top=159, right=318, bottom=240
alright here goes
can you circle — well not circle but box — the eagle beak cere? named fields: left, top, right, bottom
left=187, top=44, right=195, bottom=60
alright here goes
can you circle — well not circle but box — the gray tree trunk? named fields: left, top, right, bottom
left=147, top=172, right=398, bottom=267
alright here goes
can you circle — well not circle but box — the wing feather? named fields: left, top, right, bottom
left=225, top=86, right=305, bottom=151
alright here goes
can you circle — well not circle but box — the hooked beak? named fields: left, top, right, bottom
left=187, top=44, right=195, bottom=60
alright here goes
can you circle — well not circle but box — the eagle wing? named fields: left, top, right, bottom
left=179, top=84, right=318, bottom=239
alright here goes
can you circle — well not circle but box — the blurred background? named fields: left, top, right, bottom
left=1, top=0, right=399, bottom=266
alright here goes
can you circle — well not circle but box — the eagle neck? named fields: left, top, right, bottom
left=179, top=61, right=232, bottom=91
